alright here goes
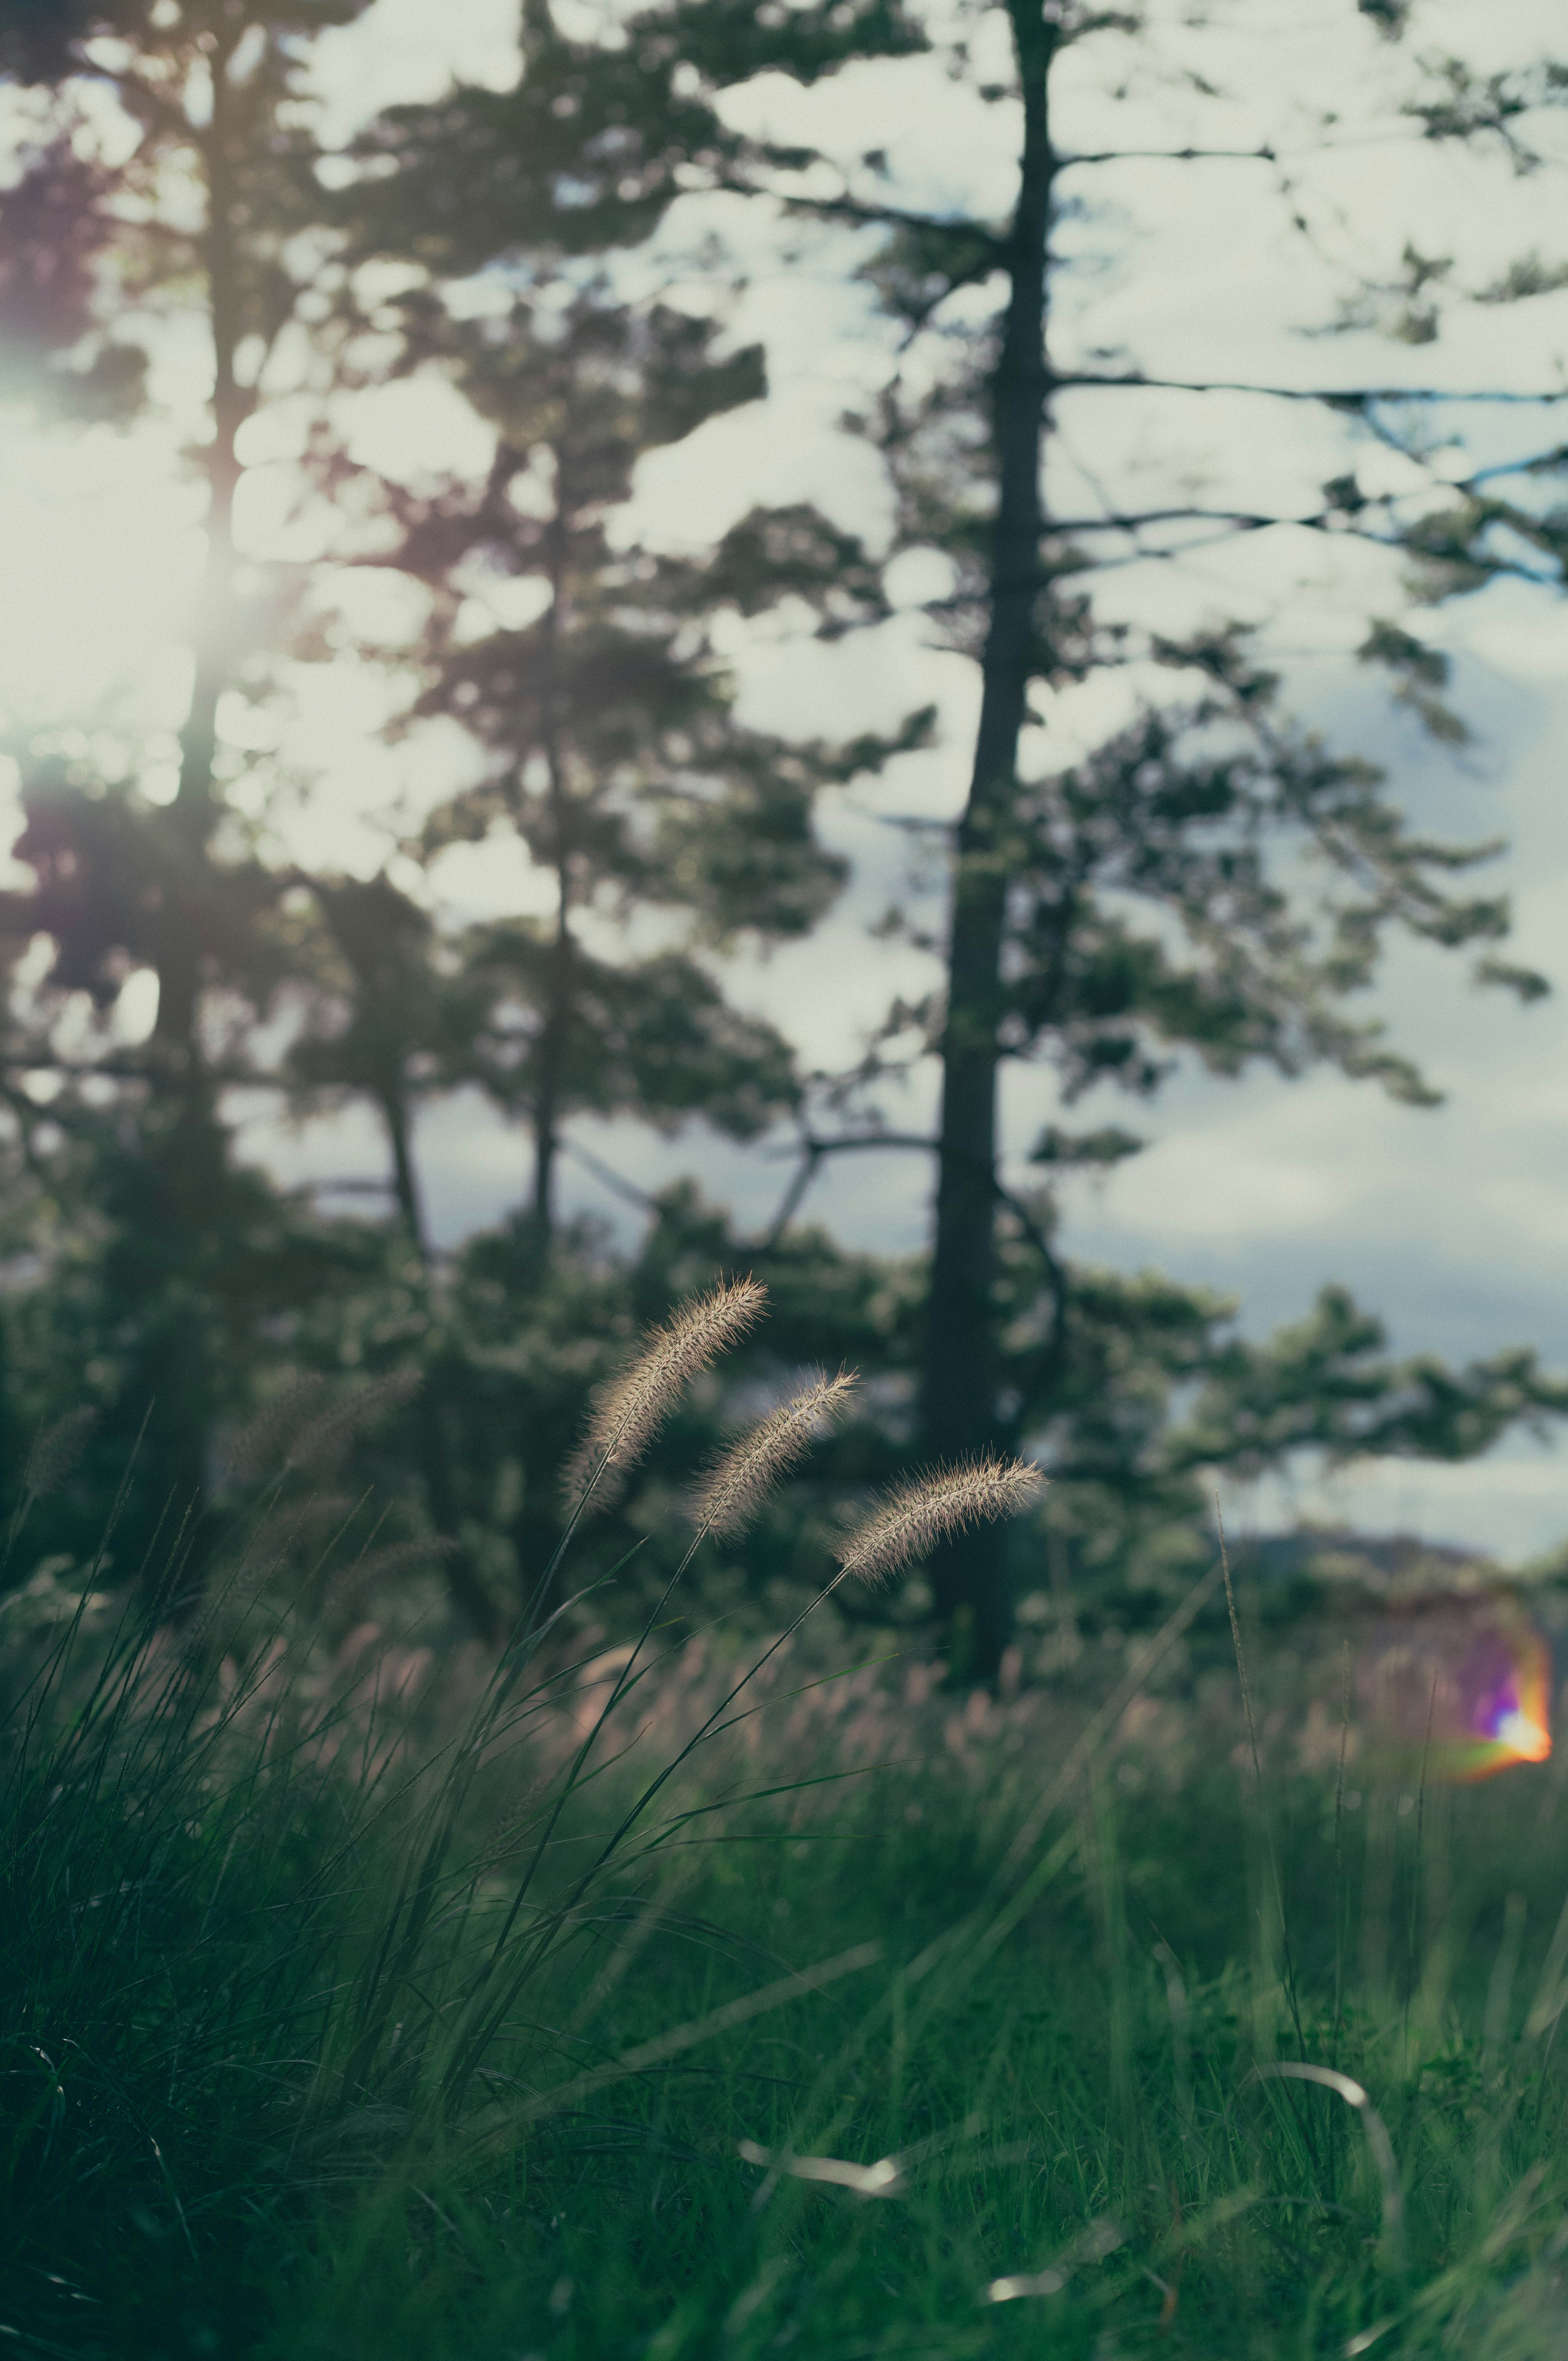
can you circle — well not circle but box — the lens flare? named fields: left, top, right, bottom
left=1364, top=1597, right=1553, bottom=1784
left=1442, top=1616, right=1552, bottom=1780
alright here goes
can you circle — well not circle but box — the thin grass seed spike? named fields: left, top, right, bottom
left=689, top=1369, right=857, bottom=1541
left=22, top=1406, right=98, bottom=1503
left=837, top=1455, right=1045, bottom=1587
left=565, top=1277, right=768, bottom=1515
left=225, top=1375, right=332, bottom=1488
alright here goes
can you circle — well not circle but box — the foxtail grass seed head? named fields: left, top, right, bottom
left=837, top=1456, right=1045, bottom=1587
left=689, top=1369, right=857, bottom=1539
left=22, top=1405, right=98, bottom=1502
left=566, top=1277, right=768, bottom=1514
left=225, top=1375, right=333, bottom=1488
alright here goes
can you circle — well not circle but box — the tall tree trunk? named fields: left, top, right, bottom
left=139, top=27, right=248, bottom=1570
left=529, top=508, right=573, bottom=1241
left=384, top=1079, right=430, bottom=1254
left=508, top=510, right=577, bottom=1617
left=922, top=0, right=1056, bottom=1680
left=379, top=1078, right=501, bottom=1645
left=174, top=20, right=245, bottom=842
left=531, top=891, right=572, bottom=1237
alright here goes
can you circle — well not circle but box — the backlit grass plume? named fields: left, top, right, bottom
left=836, top=1454, right=1045, bottom=1587
left=565, top=1277, right=768, bottom=1514
left=688, top=1369, right=858, bottom=1541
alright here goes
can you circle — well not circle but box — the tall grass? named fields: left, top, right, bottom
left=4, top=1311, right=1568, bottom=2357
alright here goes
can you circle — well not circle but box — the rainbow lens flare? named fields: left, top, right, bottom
left=1443, top=1615, right=1552, bottom=1780
left=1365, top=1597, right=1553, bottom=1783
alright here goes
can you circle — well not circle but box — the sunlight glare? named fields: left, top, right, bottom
left=0, top=425, right=197, bottom=728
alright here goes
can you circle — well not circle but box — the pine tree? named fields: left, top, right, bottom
left=315, top=0, right=937, bottom=1257
left=291, top=16, right=932, bottom=1610
left=0, top=1, right=377, bottom=1577
left=0, top=0, right=924, bottom=1613
left=7, top=0, right=1566, bottom=1654
left=337, top=278, right=919, bottom=1243
left=332, top=0, right=1568, bottom=1662
left=718, top=2, right=1568, bottom=1671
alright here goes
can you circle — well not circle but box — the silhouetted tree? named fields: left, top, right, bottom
left=722, top=1, right=1568, bottom=1670
left=352, top=284, right=929, bottom=1245
left=0, top=1, right=376, bottom=1575
left=4, top=0, right=1567, bottom=1657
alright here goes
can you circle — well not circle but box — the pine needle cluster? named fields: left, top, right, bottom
left=836, top=1456, right=1046, bottom=1587
left=565, top=1277, right=767, bottom=1514
left=688, top=1369, right=858, bottom=1541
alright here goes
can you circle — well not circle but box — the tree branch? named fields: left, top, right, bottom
left=1054, top=507, right=1555, bottom=588
left=762, top=187, right=1007, bottom=252
left=564, top=1136, right=659, bottom=1213
left=1059, top=144, right=1278, bottom=166
left=1057, top=129, right=1436, bottom=169
left=759, top=1130, right=935, bottom=1250
left=758, top=1131, right=1071, bottom=1397
left=1050, top=371, right=1568, bottom=408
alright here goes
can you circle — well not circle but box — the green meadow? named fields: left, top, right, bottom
left=7, top=1428, right=1568, bottom=2361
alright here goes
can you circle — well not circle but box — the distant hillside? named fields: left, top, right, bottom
left=1234, top=1526, right=1500, bottom=1594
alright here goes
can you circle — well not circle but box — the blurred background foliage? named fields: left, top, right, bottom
left=0, top=0, right=1567, bottom=1672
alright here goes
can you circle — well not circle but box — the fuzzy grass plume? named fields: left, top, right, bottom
left=19, top=1405, right=98, bottom=1503
left=566, top=1277, right=768, bottom=1514
left=8, top=1405, right=99, bottom=1552
left=836, top=1454, right=1045, bottom=1587
left=688, top=1369, right=857, bottom=1541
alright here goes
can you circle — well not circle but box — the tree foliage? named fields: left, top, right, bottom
left=0, top=0, right=1565, bottom=1658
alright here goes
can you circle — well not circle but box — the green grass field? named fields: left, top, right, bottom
left=7, top=1536, right=1568, bottom=2361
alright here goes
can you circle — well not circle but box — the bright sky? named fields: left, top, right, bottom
left=3, top=0, right=1568, bottom=1559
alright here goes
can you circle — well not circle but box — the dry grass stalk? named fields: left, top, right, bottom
left=565, top=1277, right=768, bottom=1514
left=688, top=1369, right=857, bottom=1540
left=837, top=1456, right=1045, bottom=1588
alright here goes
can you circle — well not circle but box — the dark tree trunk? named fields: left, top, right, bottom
left=505, top=509, right=581, bottom=1615
left=529, top=509, right=574, bottom=1243
left=384, top=1080, right=430, bottom=1253
left=922, top=1, right=1056, bottom=1680
left=530, top=897, right=572, bottom=1237
left=174, top=21, right=245, bottom=836
left=137, top=34, right=249, bottom=1578
left=379, top=1079, right=501, bottom=1646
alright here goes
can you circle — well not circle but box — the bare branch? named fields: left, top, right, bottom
left=564, top=1137, right=659, bottom=1213
left=759, top=1133, right=1071, bottom=1396
left=1057, top=129, right=1438, bottom=169
left=757, top=186, right=1007, bottom=251
left=1029, top=503, right=1558, bottom=590
left=1050, top=370, right=1568, bottom=408
left=759, top=1130, right=935, bottom=1250
left=1060, top=144, right=1278, bottom=167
